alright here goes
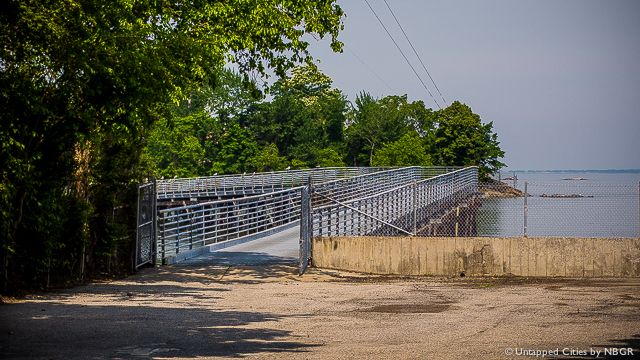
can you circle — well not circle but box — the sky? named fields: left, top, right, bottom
left=306, top=0, right=640, bottom=171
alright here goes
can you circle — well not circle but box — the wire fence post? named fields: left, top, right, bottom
left=413, top=181, right=417, bottom=235
left=523, top=181, right=528, bottom=237
left=638, top=181, right=640, bottom=238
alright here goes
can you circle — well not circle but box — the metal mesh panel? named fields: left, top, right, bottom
left=476, top=181, right=639, bottom=238
left=136, top=182, right=156, bottom=268
left=312, top=167, right=479, bottom=237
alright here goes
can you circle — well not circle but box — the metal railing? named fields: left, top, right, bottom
left=311, top=167, right=479, bottom=237
left=311, top=166, right=459, bottom=206
left=157, top=187, right=302, bottom=261
left=155, top=166, right=463, bottom=262
left=156, top=167, right=394, bottom=200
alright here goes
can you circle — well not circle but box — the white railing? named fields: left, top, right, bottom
left=155, top=166, right=464, bottom=262
left=311, top=167, right=479, bottom=237
left=156, top=167, right=393, bottom=200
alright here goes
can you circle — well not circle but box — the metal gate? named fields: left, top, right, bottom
left=136, top=181, right=156, bottom=269
left=299, top=184, right=312, bottom=275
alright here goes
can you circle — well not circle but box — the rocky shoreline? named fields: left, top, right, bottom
left=480, top=180, right=525, bottom=198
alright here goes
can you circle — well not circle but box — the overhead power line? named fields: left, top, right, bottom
left=382, top=0, right=447, bottom=105
left=344, top=45, right=396, bottom=93
left=308, top=33, right=396, bottom=96
left=363, top=0, right=442, bottom=109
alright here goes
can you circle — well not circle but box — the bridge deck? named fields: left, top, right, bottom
left=180, top=225, right=299, bottom=266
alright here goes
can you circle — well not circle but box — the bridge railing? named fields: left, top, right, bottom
left=156, top=167, right=393, bottom=200
left=311, top=166, right=460, bottom=206
left=155, top=166, right=460, bottom=262
left=157, top=187, right=302, bottom=262
left=311, top=166, right=478, bottom=237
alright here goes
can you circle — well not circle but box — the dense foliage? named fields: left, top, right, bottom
left=0, top=0, right=343, bottom=293
left=1, top=0, right=504, bottom=294
left=145, top=68, right=504, bottom=179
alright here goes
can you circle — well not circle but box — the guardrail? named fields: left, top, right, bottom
left=311, top=166, right=460, bottom=205
left=157, top=187, right=302, bottom=262
left=155, top=166, right=461, bottom=262
left=311, top=166, right=478, bottom=237
left=156, top=167, right=393, bottom=200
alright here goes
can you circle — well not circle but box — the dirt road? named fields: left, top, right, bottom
left=1, top=263, right=639, bottom=359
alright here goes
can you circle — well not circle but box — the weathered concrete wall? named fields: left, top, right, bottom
left=312, top=237, right=640, bottom=277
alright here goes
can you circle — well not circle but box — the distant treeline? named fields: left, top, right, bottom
left=143, top=67, right=504, bottom=181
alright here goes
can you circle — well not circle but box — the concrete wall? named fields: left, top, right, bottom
left=312, top=237, right=640, bottom=277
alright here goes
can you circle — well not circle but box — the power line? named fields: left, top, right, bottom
left=383, top=0, right=447, bottom=105
left=344, top=44, right=396, bottom=94
left=309, top=33, right=396, bottom=96
left=363, top=0, right=442, bottom=109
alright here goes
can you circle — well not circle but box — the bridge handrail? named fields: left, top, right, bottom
left=311, top=166, right=462, bottom=206
left=157, top=186, right=303, bottom=261
left=155, top=166, right=475, bottom=262
left=311, top=166, right=478, bottom=237
left=156, top=167, right=394, bottom=200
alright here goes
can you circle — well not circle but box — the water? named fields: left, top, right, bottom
left=477, top=170, right=640, bottom=238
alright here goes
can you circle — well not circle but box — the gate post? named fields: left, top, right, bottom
left=135, top=181, right=156, bottom=269
left=299, top=178, right=312, bottom=275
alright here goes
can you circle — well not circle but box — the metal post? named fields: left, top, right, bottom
left=153, top=179, right=158, bottom=265
left=413, top=181, right=417, bottom=235
left=523, top=181, right=528, bottom=237
left=638, top=181, right=640, bottom=238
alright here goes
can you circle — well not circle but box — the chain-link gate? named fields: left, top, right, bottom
left=136, top=182, right=156, bottom=269
left=299, top=184, right=312, bottom=275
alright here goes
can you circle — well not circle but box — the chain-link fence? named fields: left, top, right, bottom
left=308, top=176, right=639, bottom=239
left=477, top=180, right=640, bottom=238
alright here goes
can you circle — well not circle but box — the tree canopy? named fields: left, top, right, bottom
left=0, top=0, right=506, bottom=294
left=0, top=0, right=344, bottom=292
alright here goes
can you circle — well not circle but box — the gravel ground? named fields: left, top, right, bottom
left=1, top=263, right=639, bottom=360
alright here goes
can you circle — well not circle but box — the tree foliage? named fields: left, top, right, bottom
left=432, top=101, right=505, bottom=179
left=372, top=132, right=432, bottom=167
left=345, top=93, right=433, bottom=165
left=0, top=0, right=344, bottom=293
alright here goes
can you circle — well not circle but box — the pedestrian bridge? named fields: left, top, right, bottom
left=135, top=166, right=479, bottom=274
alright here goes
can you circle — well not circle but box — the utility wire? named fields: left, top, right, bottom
left=363, top=0, right=442, bottom=109
left=344, top=44, right=396, bottom=94
left=308, top=33, right=396, bottom=96
left=383, top=0, right=447, bottom=105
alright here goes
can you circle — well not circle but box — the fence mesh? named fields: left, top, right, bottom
left=310, top=177, right=639, bottom=239
left=477, top=180, right=639, bottom=238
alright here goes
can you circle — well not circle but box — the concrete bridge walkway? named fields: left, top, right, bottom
left=180, top=226, right=300, bottom=267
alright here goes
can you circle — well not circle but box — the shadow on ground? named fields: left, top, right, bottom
left=0, top=301, right=317, bottom=359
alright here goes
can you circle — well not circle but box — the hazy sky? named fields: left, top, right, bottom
left=307, top=0, right=640, bottom=170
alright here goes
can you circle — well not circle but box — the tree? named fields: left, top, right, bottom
left=250, top=144, right=288, bottom=172
left=211, top=124, right=260, bottom=175
left=372, top=132, right=432, bottom=167
left=346, top=93, right=432, bottom=165
left=0, top=0, right=344, bottom=292
left=432, top=101, right=505, bottom=179
left=242, top=65, right=348, bottom=166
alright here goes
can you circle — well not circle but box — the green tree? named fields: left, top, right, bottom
left=242, top=65, right=348, bottom=166
left=0, top=0, right=344, bottom=292
left=142, top=111, right=209, bottom=178
left=372, top=132, right=432, bottom=167
left=211, top=124, right=259, bottom=175
left=346, top=93, right=432, bottom=165
left=432, top=101, right=505, bottom=179
left=250, top=144, right=288, bottom=172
